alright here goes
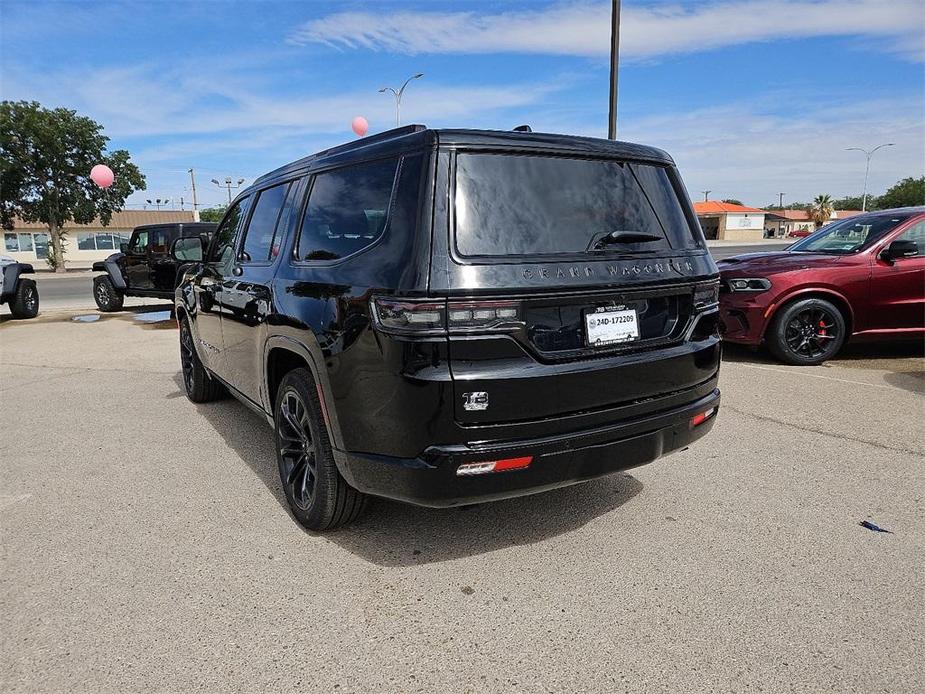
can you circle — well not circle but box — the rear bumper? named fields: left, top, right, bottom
left=335, top=388, right=720, bottom=507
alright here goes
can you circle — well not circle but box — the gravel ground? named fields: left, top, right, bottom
left=1, top=307, right=923, bottom=693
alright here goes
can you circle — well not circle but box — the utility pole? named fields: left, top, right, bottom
left=379, top=73, right=424, bottom=127
left=777, top=192, right=786, bottom=208
left=607, top=0, right=621, bottom=140
left=845, top=143, right=894, bottom=211
left=211, top=177, right=245, bottom=205
left=188, top=168, right=199, bottom=210
left=702, top=190, right=711, bottom=202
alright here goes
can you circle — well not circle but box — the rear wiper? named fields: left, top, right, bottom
left=589, top=230, right=663, bottom=251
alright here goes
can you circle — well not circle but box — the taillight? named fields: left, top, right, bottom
left=372, top=298, right=522, bottom=335
left=693, top=281, right=720, bottom=309
left=371, top=299, right=446, bottom=335
left=446, top=300, right=521, bottom=331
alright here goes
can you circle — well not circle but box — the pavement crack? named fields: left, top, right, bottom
left=723, top=404, right=922, bottom=457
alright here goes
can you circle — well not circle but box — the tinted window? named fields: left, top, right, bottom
left=241, top=182, right=291, bottom=263
left=296, top=158, right=398, bottom=261
left=789, top=214, right=914, bottom=254
left=454, top=153, right=699, bottom=258
left=897, top=220, right=925, bottom=247
left=129, top=230, right=148, bottom=253
left=210, top=196, right=252, bottom=271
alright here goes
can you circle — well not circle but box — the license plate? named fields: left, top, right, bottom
left=585, top=307, right=639, bottom=347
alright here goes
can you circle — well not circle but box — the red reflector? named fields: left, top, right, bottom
left=690, top=408, right=716, bottom=428
left=456, top=456, right=533, bottom=476
left=492, top=456, right=533, bottom=471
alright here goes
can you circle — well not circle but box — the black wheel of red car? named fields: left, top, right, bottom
left=179, top=316, right=224, bottom=402
left=767, top=297, right=845, bottom=366
left=274, top=368, right=367, bottom=531
left=9, top=278, right=39, bottom=319
left=93, top=275, right=124, bottom=312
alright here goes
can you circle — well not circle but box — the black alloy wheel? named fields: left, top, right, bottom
left=768, top=297, right=846, bottom=366
left=273, top=368, right=367, bottom=530
left=277, top=389, right=318, bottom=511
left=179, top=317, right=224, bottom=402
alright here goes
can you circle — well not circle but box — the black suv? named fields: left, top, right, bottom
left=92, top=222, right=217, bottom=311
left=174, top=126, right=721, bottom=530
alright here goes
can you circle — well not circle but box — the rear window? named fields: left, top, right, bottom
left=454, top=153, right=699, bottom=258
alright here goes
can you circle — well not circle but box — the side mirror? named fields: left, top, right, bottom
left=171, top=236, right=204, bottom=263
left=120, top=242, right=129, bottom=254
left=880, top=239, right=919, bottom=263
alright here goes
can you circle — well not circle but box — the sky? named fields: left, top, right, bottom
left=1, top=0, right=923, bottom=210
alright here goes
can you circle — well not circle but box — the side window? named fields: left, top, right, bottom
left=295, top=158, right=398, bottom=262
left=897, top=221, right=925, bottom=251
left=129, top=230, right=148, bottom=254
left=240, top=182, right=291, bottom=263
left=210, top=196, right=252, bottom=272
left=149, top=228, right=170, bottom=254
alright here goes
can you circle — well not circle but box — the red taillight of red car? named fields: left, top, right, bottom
left=690, top=407, right=716, bottom=428
left=456, top=456, right=533, bottom=476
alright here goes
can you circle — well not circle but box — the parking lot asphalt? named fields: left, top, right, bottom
left=1, top=307, right=923, bottom=693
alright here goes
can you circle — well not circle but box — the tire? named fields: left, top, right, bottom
left=93, top=275, right=124, bottom=312
left=179, top=316, right=225, bottom=402
left=9, top=278, right=39, bottom=319
left=767, top=297, right=846, bottom=365
left=274, top=368, right=368, bottom=531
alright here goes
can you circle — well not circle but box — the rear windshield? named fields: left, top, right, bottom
left=454, top=153, right=700, bottom=258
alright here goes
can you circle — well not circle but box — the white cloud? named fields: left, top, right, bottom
left=613, top=96, right=925, bottom=204
left=288, top=0, right=925, bottom=61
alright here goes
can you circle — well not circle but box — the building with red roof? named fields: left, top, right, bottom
left=693, top=201, right=766, bottom=241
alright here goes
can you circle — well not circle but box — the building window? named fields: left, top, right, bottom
left=4, top=233, right=20, bottom=252
left=96, top=233, right=115, bottom=250
left=18, top=234, right=34, bottom=252
left=34, top=234, right=49, bottom=259
left=77, top=232, right=96, bottom=250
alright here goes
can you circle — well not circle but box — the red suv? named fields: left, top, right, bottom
left=718, top=207, right=925, bottom=365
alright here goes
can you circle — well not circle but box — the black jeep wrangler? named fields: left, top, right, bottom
left=91, top=222, right=217, bottom=311
left=0, top=255, right=39, bottom=319
left=174, top=126, right=722, bottom=530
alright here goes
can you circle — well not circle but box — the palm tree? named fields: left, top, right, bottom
left=809, top=194, right=834, bottom=228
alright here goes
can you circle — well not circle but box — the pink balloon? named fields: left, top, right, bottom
left=90, top=164, right=114, bottom=188
left=351, top=116, right=369, bottom=137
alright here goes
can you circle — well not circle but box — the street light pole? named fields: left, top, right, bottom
left=211, top=177, right=246, bottom=205
left=608, top=0, right=621, bottom=139
left=188, top=168, right=199, bottom=210
left=845, top=143, right=894, bottom=211
left=702, top=190, right=711, bottom=202
left=379, top=73, right=424, bottom=127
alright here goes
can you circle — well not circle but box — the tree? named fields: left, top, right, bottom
left=875, top=177, right=925, bottom=210
left=808, top=194, right=834, bottom=228
left=721, top=198, right=743, bottom=206
left=0, top=101, right=145, bottom=271
left=832, top=195, right=865, bottom=210
left=199, top=206, right=227, bottom=223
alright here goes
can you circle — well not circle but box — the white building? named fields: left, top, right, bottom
left=3, top=210, right=200, bottom=269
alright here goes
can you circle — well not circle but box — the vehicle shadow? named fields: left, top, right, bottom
left=171, top=373, right=645, bottom=566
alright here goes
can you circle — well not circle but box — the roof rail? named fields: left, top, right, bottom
left=313, top=124, right=427, bottom=159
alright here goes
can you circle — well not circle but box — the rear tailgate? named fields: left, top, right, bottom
left=436, top=148, right=720, bottom=426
